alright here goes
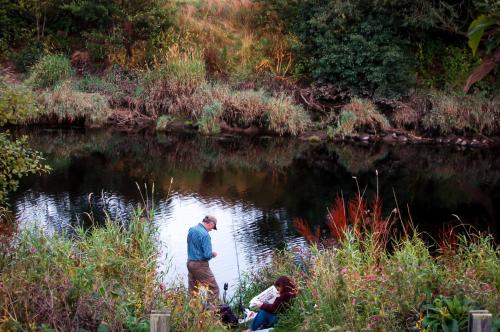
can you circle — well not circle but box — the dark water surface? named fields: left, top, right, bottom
left=10, top=129, right=500, bottom=292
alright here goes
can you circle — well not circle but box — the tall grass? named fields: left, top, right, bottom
left=0, top=79, right=41, bottom=126
left=242, top=192, right=500, bottom=332
left=138, top=47, right=206, bottom=118
left=422, top=91, right=499, bottom=135
left=0, top=200, right=230, bottom=331
left=39, top=82, right=111, bottom=126
left=330, top=98, right=390, bottom=137
left=0, top=206, right=158, bottom=330
left=27, top=54, right=73, bottom=89
left=160, top=0, right=292, bottom=81
left=190, top=84, right=310, bottom=136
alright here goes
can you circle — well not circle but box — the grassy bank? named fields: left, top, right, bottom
left=241, top=233, right=499, bottom=331
left=240, top=202, right=500, bottom=331
left=1, top=189, right=498, bottom=331
left=1, top=0, right=498, bottom=138
left=0, top=205, right=227, bottom=331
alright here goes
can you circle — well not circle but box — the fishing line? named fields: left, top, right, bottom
left=231, top=215, right=245, bottom=317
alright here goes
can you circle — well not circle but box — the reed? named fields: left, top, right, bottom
left=39, top=82, right=111, bottom=126
left=0, top=205, right=159, bottom=330
left=247, top=190, right=500, bottom=332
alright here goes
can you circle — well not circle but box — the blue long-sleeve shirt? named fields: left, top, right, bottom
left=187, top=223, right=213, bottom=261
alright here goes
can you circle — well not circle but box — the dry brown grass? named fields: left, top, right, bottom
left=422, top=91, right=500, bottom=135
left=167, top=0, right=292, bottom=80
left=201, top=84, right=310, bottom=135
left=136, top=47, right=206, bottom=117
left=332, top=98, right=390, bottom=136
left=392, top=101, right=420, bottom=129
left=162, top=82, right=310, bottom=135
left=39, top=82, right=110, bottom=126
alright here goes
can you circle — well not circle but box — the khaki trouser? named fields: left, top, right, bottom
left=187, top=260, right=220, bottom=303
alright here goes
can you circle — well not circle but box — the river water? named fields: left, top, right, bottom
left=10, top=129, right=500, bottom=294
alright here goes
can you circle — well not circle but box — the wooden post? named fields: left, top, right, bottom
left=150, top=310, right=171, bottom=332
left=468, top=310, right=492, bottom=332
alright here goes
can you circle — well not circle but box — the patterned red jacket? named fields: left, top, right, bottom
left=260, top=290, right=296, bottom=314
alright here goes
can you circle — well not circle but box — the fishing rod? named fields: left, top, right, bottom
left=231, top=216, right=245, bottom=317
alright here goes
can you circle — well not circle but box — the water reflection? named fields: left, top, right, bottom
left=10, top=129, right=500, bottom=291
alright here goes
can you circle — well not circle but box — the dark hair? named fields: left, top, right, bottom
left=274, top=276, right=296, bottom=294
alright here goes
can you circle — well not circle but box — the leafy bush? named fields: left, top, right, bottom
left=262, top=0, right=494, bottom=96
left=416, top=42, right=481, bottom=91
left=332, top=98, right=389, bottom=136
left=0, top=80, right=41, bottom=125
left=421, top=295, right=476, bottom=332
left=312, top=17, right=414, bottom=98
left=260, top=0, right=438, bottom=97
left=27, top=54, right=73, bottom=89
left=14, top=42, right=46, bottom=72
left=0, top=132, right=50, bottom=203
left=40, top=82, right=110, bottom=126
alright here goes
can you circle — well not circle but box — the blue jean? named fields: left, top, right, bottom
left=251, top=309, right=278, bottom=331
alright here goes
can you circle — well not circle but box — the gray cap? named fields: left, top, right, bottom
left=203, top=215, right=217, bottom=230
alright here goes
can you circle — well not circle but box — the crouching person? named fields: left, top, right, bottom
left=246, top=276, right=297, bottom=331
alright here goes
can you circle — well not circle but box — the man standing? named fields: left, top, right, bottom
left=187, top=215, right=220, bottom=303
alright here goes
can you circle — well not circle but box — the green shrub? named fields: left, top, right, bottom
left=27, top=54, right=73, bottom=89
left=0, top=132, right=50, bottom=203
left=198, top=101, right=223, bottom=135
left=82, top=31, right=108, bottom=62
left=0, top=80, right=41, bottom=125
left=441, top=47, right=480, bottom=90
left=311, top=17, right=415, bottom=98
left=332, top=98, right=389, bottom=136
left=416, top=42, right=481, bottom=91
left=421, top=295, right=476, bottom=331
left=41, top=82, right=110, bottom=126
left=14, top=42, right=46, bottom=72
left=261, top=0, right=438, bottom=97
left=262, top=0, right=493, bottom=96
left=156, top=115, right=174, bottom=131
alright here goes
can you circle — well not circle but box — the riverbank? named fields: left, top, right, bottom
left=1, top=198, right=498, bottom=331
left=1, top=65, right=499, bottom=149
left=2, top=0, right=499, bottom=146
